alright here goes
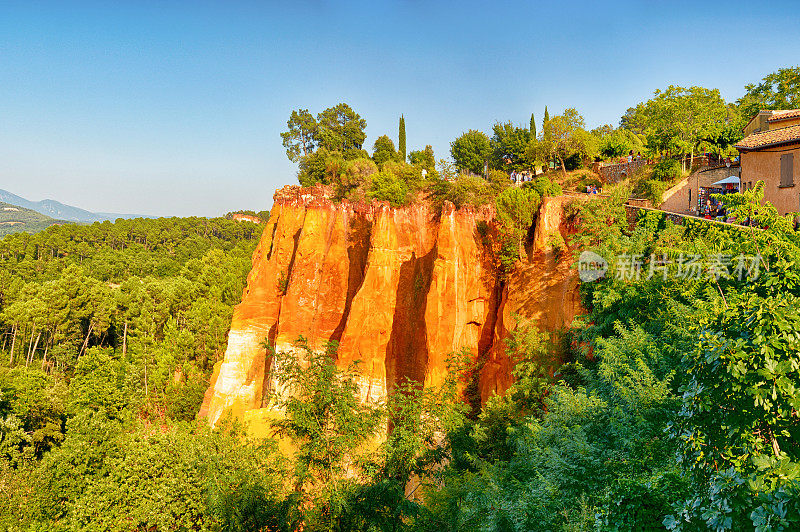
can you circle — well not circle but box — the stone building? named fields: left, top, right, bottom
left=660, top=163, right=741, bottom=214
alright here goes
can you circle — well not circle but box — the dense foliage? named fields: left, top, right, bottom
left=0, top=216, right=272, bottom=529
left=450, top=129, right=492, bottom=175
left=737, top=66, right=800, bottom=122
left=621, top=85, right=738, bottom=166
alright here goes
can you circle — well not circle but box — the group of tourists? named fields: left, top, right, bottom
left=626, top=150, right=644, bottom=163
left=585, top=185, right=601, bottom=194
left=510, top=170, right=535, bottom=184
left=701, top=200, right=739, bottom=223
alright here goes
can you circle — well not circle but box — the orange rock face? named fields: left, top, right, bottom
left=202, top=186, right=582, bottom=427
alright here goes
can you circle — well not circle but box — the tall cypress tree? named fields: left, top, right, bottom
left=543, top=107, right=551, bottom=169
left=398, top=115, right=406, bottom=162
left=530, top=113, right=536, bottom=138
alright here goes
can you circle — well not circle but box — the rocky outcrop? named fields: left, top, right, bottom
left=202, top=186, right=581, bottom=427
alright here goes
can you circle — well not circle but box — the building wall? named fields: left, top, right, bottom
left=660, top=165, right=741, bottom=214
left=659, top=176, right=691, bottom=213
left=744, top=111, right=773, bottom=137
left=769, top=116, right=800, bottom=130
left=740, top=144, right=800, bottom=215
left=743, top=112, right=800, bottom=137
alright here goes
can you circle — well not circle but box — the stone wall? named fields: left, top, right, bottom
left=598, top=158, right=646, bottom=183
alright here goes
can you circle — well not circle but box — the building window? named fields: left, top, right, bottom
left=780, top=153, right=794, bottom=187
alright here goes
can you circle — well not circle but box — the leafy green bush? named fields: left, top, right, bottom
left=369, top=171, right=410, bottom=207
left=428, top=173, right=498, bottom=209
left=334, top=157, right=377, bottom=201
left=641, top=179, right=669, bottom=206
left=523, top=174, right=563, bottom=197
left=652, top=158, right=681, bottom=182
left=574, top=171, right=602, bottom=192
left=23, top=416, right=289, bottom=531
left=297, top=149, right=333, bottom=186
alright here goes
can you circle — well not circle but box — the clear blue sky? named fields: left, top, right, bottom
left=1, top=0, right=798, bottom=217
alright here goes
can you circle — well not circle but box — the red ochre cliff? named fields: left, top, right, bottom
left=200, top=185, right=581, bottom=427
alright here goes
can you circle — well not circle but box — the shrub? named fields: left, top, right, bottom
left=524, top=175, right=563, bottom=197
left=298, top=149, right=334, bottom=186
left=641, top=179, right=669, bottom=206
left=369, top=171, right=410, bottom=207
left=381, top=160, right=423, bottom=187
left=488, top=169, right=512, bottom=191
left=276, top=270, right=289, bottom=295
left=429, top=173, right=497, bottom=209
left=574, top=172, right=602, bottom=192
left=651, top=158, right=681, bottom=182
left=335, top=158, right=377, bottom=201
left=498, top=235, right=518, bottom=274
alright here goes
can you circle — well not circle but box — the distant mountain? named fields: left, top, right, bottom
left=0, top=189, right=155, bottom=223
left=0, top=202, right=67, bottom=236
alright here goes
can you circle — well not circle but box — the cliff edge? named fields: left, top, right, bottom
left=200, top=185, right=581, bottom=427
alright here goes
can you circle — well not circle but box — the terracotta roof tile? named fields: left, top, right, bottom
left=767, top=109, right=800, bottom=122
left=735, top=124, right=800, bottom=150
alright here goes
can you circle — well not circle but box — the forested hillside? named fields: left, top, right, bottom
left=0, top=216, right=273, bottom=529
left=0, top=202, right=66, bottom=236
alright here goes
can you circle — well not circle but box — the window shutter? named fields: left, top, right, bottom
left=781, top=153, right=794, bottom=187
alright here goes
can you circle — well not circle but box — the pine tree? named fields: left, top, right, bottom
left=543, top=106, right=549, bottom=125
left=398, top=115, right=407, bottom=162
left=530, top=113, right=536, bottom=138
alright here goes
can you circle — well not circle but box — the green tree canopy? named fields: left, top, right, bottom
left=280, top=109, right=318, bottom=162
left=529, top=108, right=596, bottom=173
left=372, top=134, right=399, bottom=166
left=495, top=186, right=541, bottom=253
left=621, top=85, right=729, bottom=167
left=737, top=66, right=800, bottom=121
left=314, top=103, right=367, bottom=153
left=597, top=126, right=644, bottom=159
left=490, top=122, right=531, bottom=171
left=450, top=129, right=491, bottom=175
left=408, top=145, right=435, bottom=172
left=398, top=115, right=406, bottom=162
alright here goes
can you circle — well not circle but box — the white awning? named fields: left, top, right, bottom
left=711, top=176, right=740, bottom=186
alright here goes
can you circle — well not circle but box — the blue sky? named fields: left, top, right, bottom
left=1, top=1, right=799, bottom=217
